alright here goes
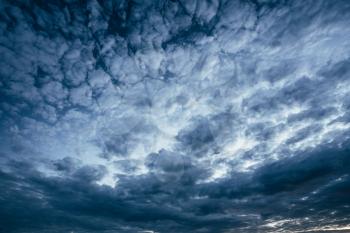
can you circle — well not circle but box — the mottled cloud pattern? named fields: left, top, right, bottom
left=0, top=0, right=350, bottom=232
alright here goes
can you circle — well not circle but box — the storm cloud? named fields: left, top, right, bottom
left=1, top=0, right=350, bottom=232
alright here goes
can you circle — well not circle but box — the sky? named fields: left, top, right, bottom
left=0, top=0, right=350, bottom=232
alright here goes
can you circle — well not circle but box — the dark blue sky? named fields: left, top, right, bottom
left=1, top=0, right=350, bottom=232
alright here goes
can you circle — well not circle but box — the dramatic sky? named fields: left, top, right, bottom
left=0, top=0, right=350, bottom=232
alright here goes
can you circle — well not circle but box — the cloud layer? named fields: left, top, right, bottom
left=1, top=0, right=350, bottom=232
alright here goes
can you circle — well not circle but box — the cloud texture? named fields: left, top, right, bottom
left=0, top=0, right=350, bottom=232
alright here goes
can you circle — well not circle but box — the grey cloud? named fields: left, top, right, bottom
left=176, top=118, right=216, bottom=155
left=1, top=0, right=350, bottom=232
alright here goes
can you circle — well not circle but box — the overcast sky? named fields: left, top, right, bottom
left=1, top=0, right=350, bottom=232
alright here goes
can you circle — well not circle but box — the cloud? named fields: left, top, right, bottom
left=0, top=0, right=350, bottom=232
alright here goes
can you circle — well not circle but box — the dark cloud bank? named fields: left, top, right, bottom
left=1, top=0, right=350, bottom=232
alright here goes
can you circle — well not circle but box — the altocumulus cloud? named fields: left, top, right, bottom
left=0, top=0, right=350, bottom=232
